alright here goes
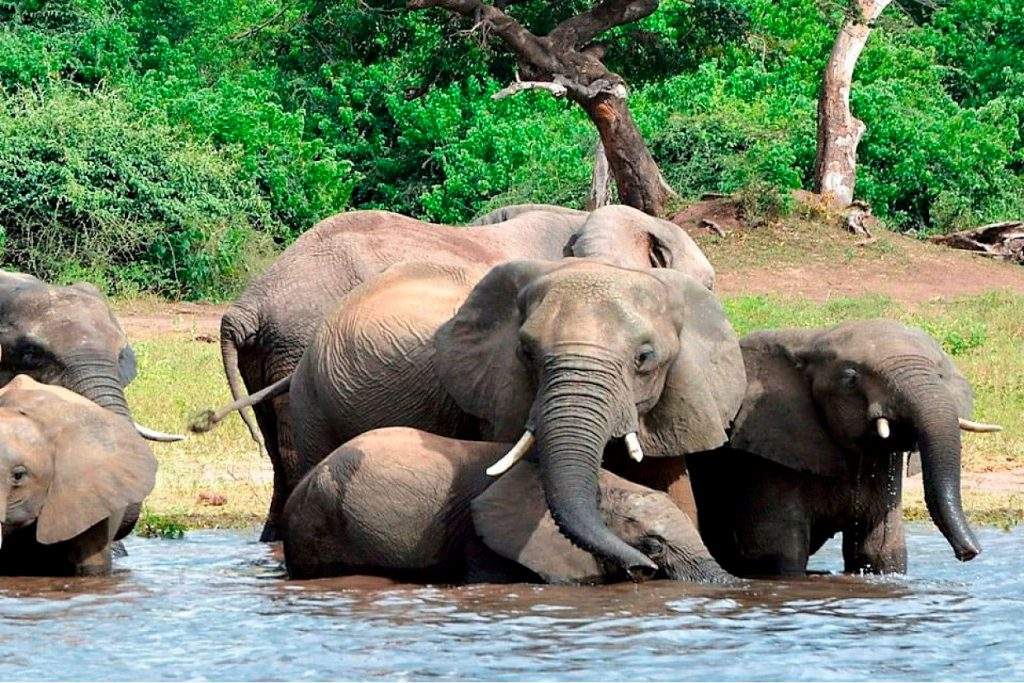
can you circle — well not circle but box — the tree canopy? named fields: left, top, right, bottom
left=0, top=0, right=1020, bottom=298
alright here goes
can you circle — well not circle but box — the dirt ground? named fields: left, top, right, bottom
left=115, top=300, right=225, bottom=340
left=716, top=242, right=1024, bottom=302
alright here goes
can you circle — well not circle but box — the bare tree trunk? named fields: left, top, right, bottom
left=587, top=140, right=611, bottom=210
left=410, top=0, right=674, bottom=216
left=581, top=93, right=670, bottom=215
left=813, top=0, right=892, bottom=207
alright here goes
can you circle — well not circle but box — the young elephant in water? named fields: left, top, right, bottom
left=282, top=427, right=728, bottom=584
left=687, top=319, right=1000, bottom=577
left=0, top=375, right=157, bottom=576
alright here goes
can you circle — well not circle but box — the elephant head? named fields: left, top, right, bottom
left=0, top=375, right=156, bottom=549
left=472, top=461, right=730, bottom=584
left=731, top=319, right=989, bottom=561
left=0, top=273, right=177, bottom=442
left=570, top=205, right=716, bottom=290
left=434, top=259, right=745, bottom=576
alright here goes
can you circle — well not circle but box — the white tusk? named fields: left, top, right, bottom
left=624, top=432, right=644, bottom=463
left=134, top=422, right=186, bottom=443
left=958, top=418, right=1003, bottom=433
left=876, top=417, right=891, bottom=440
left=486, top=431, right=535, bottom=476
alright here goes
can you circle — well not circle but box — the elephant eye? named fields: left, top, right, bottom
left=635, top=344, right=657, bottom=373
left=10, top=466, right=28, bottom=486
left=640, top=535, right=666, bottom=557
left=840, top=367, right=859, bottom=389
left=517, top=340, right=536, bottom=365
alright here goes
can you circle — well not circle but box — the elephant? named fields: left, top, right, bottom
left=0, top=375, right=157, bottom=576
left=282, top=427, right=730, bottom=584
left=686, top=319, right=999, bottom=577
left=214, top=204, right=716, bottom=541
left=0, top=271, right=180, bottom=538
left=274, top=257, right=744, bottom=575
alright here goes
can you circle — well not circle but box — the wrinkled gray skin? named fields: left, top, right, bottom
left=282, top=427, right=729, bottom=584
left=290, top=258, right=744, bottom=575
left=688, top=319, right=981, bottom=577
left=0, top=272, right=152, bottom=538
left=0, top=376, right=156, bottom=576
left=220, top=204, right=715, bottom=541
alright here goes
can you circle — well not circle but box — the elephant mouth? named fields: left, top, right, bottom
left=484, top=429, right=645, bottom=476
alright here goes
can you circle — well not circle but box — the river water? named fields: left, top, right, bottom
left=0, top=524, right=1020, bottom=681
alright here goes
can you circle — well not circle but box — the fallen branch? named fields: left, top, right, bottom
left=492, top=80, right=567, bottom=100
left=929, top=221, right=1024, bottom=264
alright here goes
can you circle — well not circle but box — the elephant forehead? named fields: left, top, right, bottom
left=817, top=320, right=945, bottom=367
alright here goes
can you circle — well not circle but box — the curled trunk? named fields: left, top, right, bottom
left=535, top=353, right=657, bottom=577
left=881, top=356, right=980, bottom=560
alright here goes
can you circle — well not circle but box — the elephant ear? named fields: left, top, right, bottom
left=434, top=260, right=561, bottom=441
left=571, top=205, right=716, bottom=290
left=637, top=271, right=745, bottom=457
left=471, top=461, right=606, bottom=584
left=729, top=330, right=846, bottom=476
left=0, top=376, right=157, bottom=544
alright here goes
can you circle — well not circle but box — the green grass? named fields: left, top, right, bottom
left=125, top=334, right=271, bottom=532
left=123, top=292, right=1024, bottom=531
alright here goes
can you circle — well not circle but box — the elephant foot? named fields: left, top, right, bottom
left=111, top=541, right=128, bottom=558
left=259, top=520, right=280, bottom=543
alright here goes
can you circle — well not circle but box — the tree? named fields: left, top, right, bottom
left=407, top=0, right=675, bottom=215
left=813, top=0, right=893, bottom=207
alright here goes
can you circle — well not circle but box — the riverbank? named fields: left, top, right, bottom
left=118, top=216, right=1024, bottom=532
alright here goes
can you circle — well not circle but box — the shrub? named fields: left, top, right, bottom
left=0, top=86, right=274, bottom=298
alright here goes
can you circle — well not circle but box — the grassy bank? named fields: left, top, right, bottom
left=125, top=289, right=1024, bottom=534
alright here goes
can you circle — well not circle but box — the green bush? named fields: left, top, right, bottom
left=0, top=86, right=273, bottom=298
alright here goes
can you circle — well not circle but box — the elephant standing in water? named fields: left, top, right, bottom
left=687, top=320, right=999, bottom=577
left=282, top=427, right=729, bottom=584
left=276, top=258, right=743, bottom=575
left=0, top=271, right=180, bottom=537
left=0, top=376, right=157, bottom=576
left=215, top=204, right=716, bottom=541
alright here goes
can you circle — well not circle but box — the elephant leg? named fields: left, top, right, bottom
left=689, top=451, right=811, bottom=577
left=252, top=396, right=284, bottom=542
left=842, top=505, right=908, bottom=574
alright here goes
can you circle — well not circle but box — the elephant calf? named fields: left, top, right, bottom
left=0, top=375, right=157, bottom=576
left=687, top=319, right=1000, bottom=577
left=282, top=427, right=729, bottom=585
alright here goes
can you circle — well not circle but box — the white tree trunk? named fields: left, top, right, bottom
left=586, top=140, right=611, bottom=209
left=813, top=0, right=892, bottom=207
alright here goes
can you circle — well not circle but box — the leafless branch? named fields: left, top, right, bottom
left=491, top=80, right=568, bottom=100
left=549, top=0, right=660, bottom=48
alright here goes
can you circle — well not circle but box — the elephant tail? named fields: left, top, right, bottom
left=219, top=334, right=265, bottom=448
left=190, top=373, right=292, bottom=435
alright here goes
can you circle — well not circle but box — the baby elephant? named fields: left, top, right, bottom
left=688, top=319, right=1000, bottom=577
left=282, top=427, right=728, bottom=584
left=0, top=375, right=157, bottom=576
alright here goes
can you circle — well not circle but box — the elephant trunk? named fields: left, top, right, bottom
left=63, top=354, right=132, bottom=418
left=535, top=352, right=657, bottom=578
left=882, top=356, right=980, bottom=561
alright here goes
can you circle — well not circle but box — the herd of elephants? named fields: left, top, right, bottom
left=0, top=203, right=1004, bottom=584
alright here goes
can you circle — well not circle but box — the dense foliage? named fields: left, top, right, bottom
left=0, top=0, right=1020, bottom=298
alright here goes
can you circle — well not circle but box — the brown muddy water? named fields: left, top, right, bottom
left=0, top=524, right=1021, bottom=681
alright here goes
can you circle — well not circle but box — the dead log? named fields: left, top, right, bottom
left=929, top=221, right=1024, bottom=264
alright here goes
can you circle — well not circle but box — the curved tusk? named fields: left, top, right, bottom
left=958, top=418, right=1003, bottom=433
left=624, top=432, right=644, bottom=463
left=876, top=417, right=891, bottom=440
left=134, top=422, right=186, bottom=443
left=486, top=431, right=535, bottom=476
